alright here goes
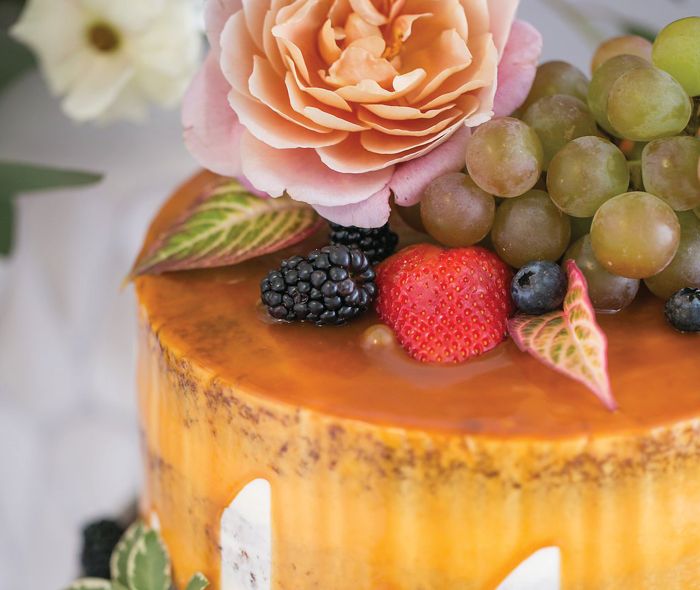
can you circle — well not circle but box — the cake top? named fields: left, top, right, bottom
left=136, top=172, right=700, bottom=439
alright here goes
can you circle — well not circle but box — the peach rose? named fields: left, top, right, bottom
left=183, top=0, right=542, bottom=227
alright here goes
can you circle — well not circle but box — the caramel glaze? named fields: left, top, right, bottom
left=135, top=172, right=700, bottom=590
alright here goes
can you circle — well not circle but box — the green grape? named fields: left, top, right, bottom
left=395, top=202, right=426, bottom=233
left=591, top=35, right=653, bottom=73
left=420, top=173, right=495, bottom=247
left=569, top=216, right=593, bottom=243
left=564, top=235, right=640, bottom=313
left=642, top=136, right=700, bottom=211
left=607, top=66, right=692, bottom=141
left=591, top=191, right=681, bottom=279
left=465, top=118, right=544, bottom=198
left=547, top=136, right=630, bottom=217
left=522, top=95, right=598, bottom=168
left=491, top=190, right=571, bottom=268
left=645, top=212, right=700, bottom=299
left=587, top=55, right=651, bottom=134
left=521, top=61, right=590, bottom=113
left=652, top=17, right=700, bottom=97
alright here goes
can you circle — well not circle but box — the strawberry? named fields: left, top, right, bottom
left=375, top=244, right=513, bottom=363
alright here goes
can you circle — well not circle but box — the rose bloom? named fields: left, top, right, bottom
left=184, top=0, right=542, bottom=227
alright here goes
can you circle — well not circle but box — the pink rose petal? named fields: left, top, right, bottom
left=313, top=185, right=392, bottom=228
left=182, top=52, right=245, bottom=177
left=493, top=20, right=543, bottom=117
left=391, top=126, right=471, bottom=207
left=239, top=130, right=394, bottom=207
left=205, top=0, right=242, bottom=54
left=487, top=0, right=520, bottom=56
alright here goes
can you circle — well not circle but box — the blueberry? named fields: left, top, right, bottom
left=512, top=261, right=568, bottom=315
left=665, top=288, right=700, bottom=333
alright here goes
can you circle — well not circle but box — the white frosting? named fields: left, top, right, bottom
left=220, top=479, right=272, bottom=590
left=219, top=480, right=560, bottom=590
left=496, top=547, right=561, bottom=590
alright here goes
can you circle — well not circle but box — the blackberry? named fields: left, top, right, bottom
left=511, top=261, right=568, bottom=315
left=329, top=223, right=398, bottom=264
left=261, top=245, right=376, bottom=326
left=665, top=288, right=700, bottom=333
left=80, top=518, right=125, bottom=579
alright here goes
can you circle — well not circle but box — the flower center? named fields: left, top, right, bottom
left=87, top=23, right=120, bottom=53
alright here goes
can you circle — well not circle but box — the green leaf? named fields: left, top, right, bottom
left=127, top=529, right=171, bottom=590
left=0, top=197, right=14, bottom=256
left=110, top=522, right=145, bottom=587
left=111, top=583, right=129, bottom=590
left=131, top=179, right=323, bottom=277
left=0, top=29, right=35, bottom=94
left=184, top=573, right=210, bottom=590
left=508, top=261, right=617, bottom=411
left=65, top=579, right=113, bottom=590
left=0, top=162, right=102, bottom=196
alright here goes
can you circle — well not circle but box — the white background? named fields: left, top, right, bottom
left=0, top=1, right=697, bottom=588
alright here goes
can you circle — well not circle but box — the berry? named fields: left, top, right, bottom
left=261, top=245, right=376, bottom=326
left=665, top=288, right=700, bottom=333
left=375, top=245, right=513, bottom=363
left=81, top=518, right=125, bottom=579
left=329, top=223, right=398, bottom=264
left=511, top=261, right=568, bottom=315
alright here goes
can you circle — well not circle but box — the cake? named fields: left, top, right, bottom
left=133, top=171, right=700, bottom=590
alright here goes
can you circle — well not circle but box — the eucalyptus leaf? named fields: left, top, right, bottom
left=0, top=162, right=102, bottom=196
left=126, top=530, right=171, bottom=590
left=131, top=179, right=323, bottom=277
left=65, top=578, right=113, bottom=590
left=110, top=522, right=145, bottom=587
left=0, top=197, right=14, bottom=256
left=184, top=572, right=210, bottom=590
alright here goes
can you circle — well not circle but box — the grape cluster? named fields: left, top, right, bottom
left=416, top=17, right=700, bottom=318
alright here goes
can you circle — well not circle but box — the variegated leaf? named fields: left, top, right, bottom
left=509, top=260, right=617, bottom=410
left=110, top=521, right=145, bottom=587
left=185, top=572, right=210, bottom=590
left=127, top=529, right=171, bottom=590
left=65, top=579, right=113, bottom=590
left=131, top=179, right=322, bottom=277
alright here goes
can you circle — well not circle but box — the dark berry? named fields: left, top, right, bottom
left=511, top=261, right=568, bottom=315
left=261, top=244, right=376, bottom=325
left=329, top=223, right=398, bottom=264
left=665, top=288, right=700, bottom=333
left=80, top=518, right=125, bottom=579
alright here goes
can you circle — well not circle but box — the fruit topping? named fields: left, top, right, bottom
left=491, top=189, right=571, bottom=269
left=329, top=223, right=398, bottom=264
left=641, top=136, right=700, bottom=211
left=652, top=17, right=700, bottom=97
left=261, top=245, right=376, bottom=326
left=420, top=173, right=495, bottom=247
left=375, top=245, right=513, bottom=364
left=520, top=60, right=589, bottom=112
left=465, top=117, right=544, bottom=198
left=665, top=288, right=700, bottom=333
left=511, top=261, right=568, bottom=315
left=81, top=518, right=125, bottom=579
left=547, top=136, right=630, bottom=217
left=564, top=235, right=639, bottom=313
left=509, top=261, right=616, bottom=410
left=590, top=191, right=681, bottom=279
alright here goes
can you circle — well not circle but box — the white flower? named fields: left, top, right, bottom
left=10, top=0, right=203, bottom=123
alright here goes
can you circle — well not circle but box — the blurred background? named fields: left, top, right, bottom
left=0, top=0, right=696, bottom=588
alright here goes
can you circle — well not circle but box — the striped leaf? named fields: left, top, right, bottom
left=110, top=522, right=145, bottom=587
left=185, top=572, right=210, bottom=590
left=65, top=579, right=113, bottom=590
left=126, top=530, right=171, bottom=590
left=509, top=260, right=617, bottom=410
left=132, top=179, right=322, bottom=277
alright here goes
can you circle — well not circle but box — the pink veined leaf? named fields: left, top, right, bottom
left=508, top=260, right=617, bottom=410
left=131, top=178, right=323, bottom=277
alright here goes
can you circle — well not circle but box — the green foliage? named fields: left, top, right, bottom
left=68, top=521, right=208, bottom=590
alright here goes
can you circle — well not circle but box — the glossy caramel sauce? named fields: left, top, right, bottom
left=137, top=171, right=700, bottom=440
left=135, top=172, right=700, bottom=590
